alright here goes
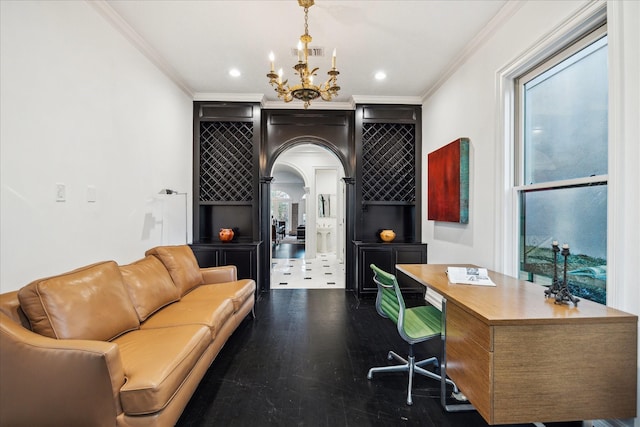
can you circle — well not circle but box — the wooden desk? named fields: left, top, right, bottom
left=397, top=264, right=637, bottom=425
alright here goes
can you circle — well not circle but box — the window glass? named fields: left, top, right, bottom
left=520, top=184, right=607, bottom=304
left=523, top=36, right=608, bottom=184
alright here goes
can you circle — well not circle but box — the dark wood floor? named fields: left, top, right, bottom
left=176, top=289, right=578, bottom=427
left=273, top=242, right=305, bottom=259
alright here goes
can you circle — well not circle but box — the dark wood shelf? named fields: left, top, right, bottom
left=362, top=201, right=415, bottom=206
left=197, top=201, right=253, bottom=206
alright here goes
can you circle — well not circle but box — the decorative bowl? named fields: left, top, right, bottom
left=379, top=229, right=396, bottom=242
left=219, top=228, right=235, bottom=242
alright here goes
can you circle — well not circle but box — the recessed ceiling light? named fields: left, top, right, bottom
left=229, top=68, right=241, bottom=77
left=375, top=71, right=386, bottom=80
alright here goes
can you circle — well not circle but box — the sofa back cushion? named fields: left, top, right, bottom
left=17, top=261, right=140, bottom=341
left=145, top=245, right=204, bottom=296
left=120, top=256, right=180, bottom=321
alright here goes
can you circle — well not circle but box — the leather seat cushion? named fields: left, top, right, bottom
left=120, top=256, right=180, bottom=321
left=145, top=246, right=204, bottom=296
left=183, top=279, right=255, bottom=312
left=114, top=324, right=211, bottom=415
left=17, top=261, right=140, bottom=341
left=140, top=296, right=234, bottom=338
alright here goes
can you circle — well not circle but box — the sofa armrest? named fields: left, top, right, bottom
left=201, top=265, right=238, bottom=284
left=0, top=312, right=125, bottom=427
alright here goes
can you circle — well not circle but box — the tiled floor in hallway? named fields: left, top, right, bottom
left=271, top=252, right=345, bottom=289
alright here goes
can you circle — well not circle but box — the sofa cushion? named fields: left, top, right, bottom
left=140, top=296, right=234, bottom=338
left=182, top=279, right=255, bottom=313
left=113, top=324, right=211, bottom=415
left=120, top=256, right=180, bottom=322
left=17, top=261, right=140, bottom=341
left=145, top=245, right=203, bottom=296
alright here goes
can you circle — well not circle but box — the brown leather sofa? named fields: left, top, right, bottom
left=0, top=245, right=255, bottom=427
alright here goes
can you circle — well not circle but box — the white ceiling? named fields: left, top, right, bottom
left=99, top=0, right=511, bottom=108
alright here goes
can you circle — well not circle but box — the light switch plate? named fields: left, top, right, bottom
left=87, top=185, right=96, bottom=203
left=56, top=183, right=66, bottom=202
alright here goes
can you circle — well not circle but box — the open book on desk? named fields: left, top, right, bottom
left=446, top=267, right=496, bottom=286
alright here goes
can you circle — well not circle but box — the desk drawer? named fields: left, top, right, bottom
left=446, top=302, right=492, bottom=422
left=447, top=301, right=491, bottom=351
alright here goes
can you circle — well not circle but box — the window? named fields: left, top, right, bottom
left=271, top=190, right=291, bottom=225
left=515, top=26, right=608, bottom=304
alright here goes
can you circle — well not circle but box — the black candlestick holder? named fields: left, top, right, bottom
left=544, top=242, right=562, bottom=298
left=555, top=246, right=579, bottom=306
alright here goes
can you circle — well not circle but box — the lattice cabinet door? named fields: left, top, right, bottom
left=199, top=121, right=254, bottom=203
left=361, top=122, right=416, bottom=203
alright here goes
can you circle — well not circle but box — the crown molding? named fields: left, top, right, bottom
left=350, top=95, right=423, bottom=106
left=87, top=0, right=194, bottom=98
left=194, top=93, right=266, bottom=104
left=261, top=99, right=355, bottom=110
left=421, top=0, right=525, bottom=102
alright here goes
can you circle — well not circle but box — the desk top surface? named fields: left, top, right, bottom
left=396, top=264, right=637, bottom=326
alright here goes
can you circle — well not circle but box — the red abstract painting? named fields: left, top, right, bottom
left=427, top=138, right=469, bottom=223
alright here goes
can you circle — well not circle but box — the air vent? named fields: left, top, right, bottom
left=290, top=46, right=325, bottom=57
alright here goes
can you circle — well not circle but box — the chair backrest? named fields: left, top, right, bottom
left=370, top=264, right=442, bottom=345
left=370, top=263, right=406, bottom=326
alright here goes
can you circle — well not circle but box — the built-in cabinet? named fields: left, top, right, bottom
left=352, top=104, right=423, bottom=296
left=354, top=242, right=427, bottom=295
left=190, top=242, right=261, bottom=283
left=191, top=102, right=262, bottom=286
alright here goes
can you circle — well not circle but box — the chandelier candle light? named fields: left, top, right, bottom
left=267, top=0, right=340, bottom=109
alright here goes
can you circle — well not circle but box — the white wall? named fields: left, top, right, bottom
left=423, top=0, right=589, bottom=268
left=422, top=0, right=640, bottom=423
left=0, top=1, right=193, bottom=292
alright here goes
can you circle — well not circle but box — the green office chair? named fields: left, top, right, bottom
left=367, top=264, right=459, bottom=405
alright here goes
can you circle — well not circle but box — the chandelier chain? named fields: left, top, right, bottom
left=304, top=7, right=309, bottom=37
left=266, top=1, right=340, bottom=109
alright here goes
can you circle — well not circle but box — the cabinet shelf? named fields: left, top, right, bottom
left=198, top=201, right=253, bottom=206
left=362, top=201, right=415, bottom=206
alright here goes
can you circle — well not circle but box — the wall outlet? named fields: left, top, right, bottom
left=56, top=183, right=66, bottom=202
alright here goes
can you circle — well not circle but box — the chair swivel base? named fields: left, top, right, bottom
left=368, top=351, right=459, bottom=406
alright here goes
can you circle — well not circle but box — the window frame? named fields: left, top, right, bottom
left=512, top=24, right=609, bottom=300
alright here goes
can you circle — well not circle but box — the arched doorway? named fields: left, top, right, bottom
left=269, top=143, right=346, bottom=289
left=259, top=109, right=355, bottom=293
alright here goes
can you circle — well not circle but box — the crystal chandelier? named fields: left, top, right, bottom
left=266, top=0, right=340, bottom=109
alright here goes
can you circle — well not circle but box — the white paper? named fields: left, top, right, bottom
left=446, top=267, right=496, bottom=286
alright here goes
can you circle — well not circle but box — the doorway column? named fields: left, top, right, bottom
left=260, top=176, right=274, bottom=292
left=343, top=177, right=356, bottom=292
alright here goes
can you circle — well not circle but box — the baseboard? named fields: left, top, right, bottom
left=535, top=421, right=633, bottom=427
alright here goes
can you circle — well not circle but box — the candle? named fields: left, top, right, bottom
left=552, top=240, right=558, bottom=246
left=277, top=68, right=283, bottom=84
left=269, top=52, right=275, bottom=72
left=297, top=41, right=303, bottom=62
left=332, top=48, right=336, bottom=68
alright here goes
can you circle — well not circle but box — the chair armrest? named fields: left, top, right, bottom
left=0, top=313, right=125, bottom=427
left=201, top=265, right=238, bottom=283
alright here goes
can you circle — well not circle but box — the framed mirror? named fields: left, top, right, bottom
left=318, top=194, right=335, bottom=217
